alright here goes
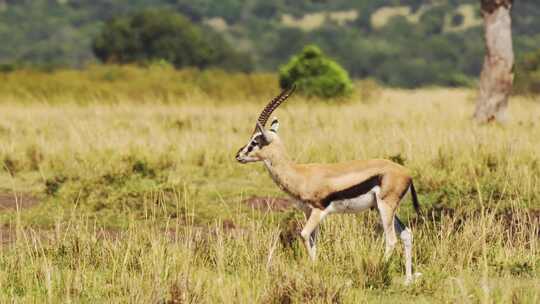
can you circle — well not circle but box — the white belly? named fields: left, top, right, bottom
left=326, top=186, right=379, bottom=214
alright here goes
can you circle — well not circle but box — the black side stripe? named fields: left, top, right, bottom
left=321, top=175, right=381, bottom=208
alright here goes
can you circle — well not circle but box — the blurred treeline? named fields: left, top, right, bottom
left=0, top=0, right=539, bottom=88
left=0, top=64, right=383, bottom=103
left=0, top=64, right=280, bottom=103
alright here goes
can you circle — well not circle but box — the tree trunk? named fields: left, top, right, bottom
left=474, top=0, right=514, bottom=123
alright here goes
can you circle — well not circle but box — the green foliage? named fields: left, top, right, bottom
left=2, top=1, right=540, bottom=87
left=0, top=63, right=17, bottom=73
left=92, top=9, right=250, bottom=70
left=514, top=49, right=540, bottom=95
left=419, top=5, right=447, bottom=35
left=279, top=45, right=353, bottom=98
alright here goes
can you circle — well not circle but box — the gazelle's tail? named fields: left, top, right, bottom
left=410, top=181, right=420, bottom=215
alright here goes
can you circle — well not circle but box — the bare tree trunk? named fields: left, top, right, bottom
left=474, top=0, right=514, bottom=123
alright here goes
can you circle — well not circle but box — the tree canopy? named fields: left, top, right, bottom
left=92, top=9, right=250, bottom=70
left=515, top=50, right=540, bottom=95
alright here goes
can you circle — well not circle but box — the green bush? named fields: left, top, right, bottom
left=0, top=63, right=17, bottom=73
left=92, top=9, right=250, bottom=71
left=279, top=45, right=353, bottom=98
left=514, top=50, right=540, bottom=95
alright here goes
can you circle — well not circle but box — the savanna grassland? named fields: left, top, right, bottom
left=0, top=66, right=539, bottom=303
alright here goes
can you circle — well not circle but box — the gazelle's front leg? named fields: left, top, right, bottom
left=298, top=205, right=320, bottom=259
left=300, top=208, right=323, bottom=261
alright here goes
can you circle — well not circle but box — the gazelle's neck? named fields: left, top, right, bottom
left=260, top=142, right=304, bottom=200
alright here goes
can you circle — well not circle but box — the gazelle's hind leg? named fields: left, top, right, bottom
left=376, top=195, right=398, bottom=260
left=394, top=216, right=415, bottom=284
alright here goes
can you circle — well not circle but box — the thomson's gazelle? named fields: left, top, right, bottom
left=235, top=87, right=421, bottom=284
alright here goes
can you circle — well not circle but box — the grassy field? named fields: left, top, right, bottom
left=0, top=68, right=539, bottom=303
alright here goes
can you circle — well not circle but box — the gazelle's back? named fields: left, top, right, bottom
left=294, top=159, right=409, bottom=181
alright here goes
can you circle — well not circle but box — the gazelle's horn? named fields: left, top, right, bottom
left=253, top=85, right=296, bottom=134
left=256, top=121, right=270, bottom=143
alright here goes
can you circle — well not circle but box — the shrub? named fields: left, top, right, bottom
left=0, top=63, right=17, bottom=73
left=279, top=45, right=353, bottom=98
left=514, top=49, right=540, bottom=95
left=92, top=9, right=250, bottom=71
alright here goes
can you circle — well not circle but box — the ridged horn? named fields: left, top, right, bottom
left=253, top=85, right=296, bottom=133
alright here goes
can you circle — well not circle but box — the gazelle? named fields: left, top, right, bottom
left=235, top=86, right=421, bottom=284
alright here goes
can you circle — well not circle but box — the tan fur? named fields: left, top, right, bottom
left=255, top=135, right=412, bottom=210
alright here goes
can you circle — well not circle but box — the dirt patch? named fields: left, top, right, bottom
left=0, top=192, right=40, bottom=211
left=0, top=225, right=54, bottom=246
left=0, top=225, right=16, bottom=245
left=497, top=208, right=540, bottom=239
left=279, top=215, right=302, bottom=250
left=222, top=219, right=236, bottom=230
left=243, top=196, right=295, bottom=212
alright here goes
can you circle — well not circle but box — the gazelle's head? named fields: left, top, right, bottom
left=235, top=86, right=295, bottom=164
left=236, top=119, right=281, bottom=163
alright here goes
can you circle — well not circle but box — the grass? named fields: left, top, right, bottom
left=0, top=67, right=539, bottom=302
left=0, top=64, right=278, bottom=104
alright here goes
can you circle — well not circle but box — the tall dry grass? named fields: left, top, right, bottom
left=0, top=65, right=278, bottom=104
left=0, top=68, right=539, bottom=302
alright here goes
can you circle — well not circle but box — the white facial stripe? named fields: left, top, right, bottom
left=236, top=127, right=277, bottom=163
left=238, top=132, right=263, bottom=156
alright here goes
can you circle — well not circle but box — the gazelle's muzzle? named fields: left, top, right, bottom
left=235, top=146, right=249, bottom=163
left=235, top=153, right=246, bottom=163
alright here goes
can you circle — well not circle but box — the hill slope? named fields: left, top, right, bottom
left=0, top=0, right=539, bottom=87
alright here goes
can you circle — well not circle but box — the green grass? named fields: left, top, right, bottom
left=0, top=69, right=539, bottom=302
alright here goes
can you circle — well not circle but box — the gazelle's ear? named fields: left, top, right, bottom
left=269, top=118, right=279, bottom=133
